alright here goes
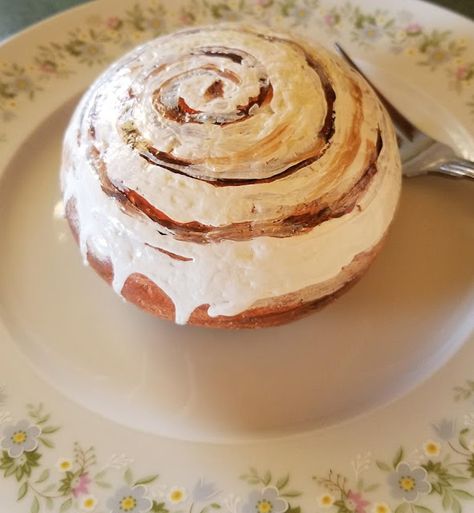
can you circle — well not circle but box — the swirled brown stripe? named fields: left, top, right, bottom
left=118, top=119, right=333, bottom=187
left=164, top=27, right=337, bottom=141
left=106, top=71, right=359, bottom=188
left=198, top=47, right=244, bottom=64
left=144, top=244, right=193, bottom=262
left=83, top=76, right=374, bottom=243
left=80, top=25, right=379, bottom=243
left=115, top=72, right=338, bottom=187
left=152, top=46, right=271, bottom=125
left=96, top=31, right=338, bottom=186
left=152, top=77, right=273, bottom=125
left=86, top=131, right=382, bottom=244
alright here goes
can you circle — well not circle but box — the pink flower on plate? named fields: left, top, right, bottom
left=40, top=61, right=57, bottom=73
left=179, top=12, right=195, bottom=25
left=323, top=14, right=336, bottom=26
left=456, top=65, right=468, bottom=80
left=406, top=22, right=422, bottom=35
left=73, top=473, right=92, bottom=497
left=106, top=16, right=122, bottom=30
left=347, top=490, right=370, bottom=513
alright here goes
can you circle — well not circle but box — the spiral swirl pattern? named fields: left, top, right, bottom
left=62, top=24, right=401, bottom=326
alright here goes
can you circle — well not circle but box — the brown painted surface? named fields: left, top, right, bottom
left=204, top=79, right=225, bottom=100
left=200, top=49, right=244, bottom=64
left=121, top=273, right=176, bottom=320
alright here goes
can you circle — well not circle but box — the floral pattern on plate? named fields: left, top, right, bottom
left=2, top=386, right=474, bottom=513
left=0, top=0, right=473, bottom=141
left=0, top=401, right=303, bottom=513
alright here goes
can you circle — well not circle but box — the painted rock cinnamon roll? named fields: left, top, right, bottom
left=61, top=23, right=401, bottom=328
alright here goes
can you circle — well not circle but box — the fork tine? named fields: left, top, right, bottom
left=335, top=42, right=416, bottom=142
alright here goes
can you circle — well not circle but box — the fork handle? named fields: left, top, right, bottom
left=434, top=159, right=474, bottom=179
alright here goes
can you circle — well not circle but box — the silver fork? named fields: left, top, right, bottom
left=335, top=43, right=474, bottom=180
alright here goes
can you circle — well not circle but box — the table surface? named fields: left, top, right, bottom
left=0, top=0, right=473, bottom=41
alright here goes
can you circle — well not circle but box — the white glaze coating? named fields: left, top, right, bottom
left=77, top=26, right=381, bottom=226
left=61, top=24, right=401, bottom=325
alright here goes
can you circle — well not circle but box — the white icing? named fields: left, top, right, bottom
left=61, top=24, right=401, bottom=325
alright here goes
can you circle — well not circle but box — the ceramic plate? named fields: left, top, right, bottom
left=0, top=0, right=473, bottom=512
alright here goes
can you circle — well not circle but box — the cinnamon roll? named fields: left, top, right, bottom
left=61, top=24, right=401, bottom=328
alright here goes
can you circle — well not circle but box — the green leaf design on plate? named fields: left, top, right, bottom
left=15, top=466, right=23, bottom=481
left=124, top=467, right=134, bottom=486
left=152, top=501, right=170, bottom=513
left=276, top=474, right=290, bottom=490
left=394, top=503, right=410, bottom=513
left=59, top=497, right=73, bottom=512
left=34, top=469, right=50, bottom=484
left=263, top=470, right=272, bottom=486
left=5, top=464, right=17, bottom=478
left=414, top=506, right=433, bottom=513
left=376, top=461, right=392, bottom=472
left=134, top=474, right=159, bottom=486
left=453, top=489, right=474, bottom=499
left=27, top=404, right=50, bottom=426
left=41, top=426, right=60, bottom=435
left=333, top=499, right=352, bottom=513
left=95, top=480, right=112, bottom=489
left=42, top=483, right=56, bottom=494
left=30, top=496, right=40, bottom=513
left=0, top=451, right=13, bottom=469
left=281, top=491, right=302, bottom=498
left=392, top=447, right=404, bottom=469
left=443, top=490, right=452, bottom=509
left=38, top=437, right=54, bottom=449
left=94, top=469, right=107, bottom=480
left=452, top=498, right=462, bottom=513
left=454, top=381, right=474, bottom=401
left=17, top=481, right=28, bottom=500
left=466, top=454, right=474, bottom=478
left=287, top=506, right=301, bottom=513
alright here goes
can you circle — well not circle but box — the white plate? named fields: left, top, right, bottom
left=0, top=1, right=473, bottom=512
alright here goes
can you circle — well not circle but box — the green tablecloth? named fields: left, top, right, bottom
left=0, top=0, right=472, bottom=41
